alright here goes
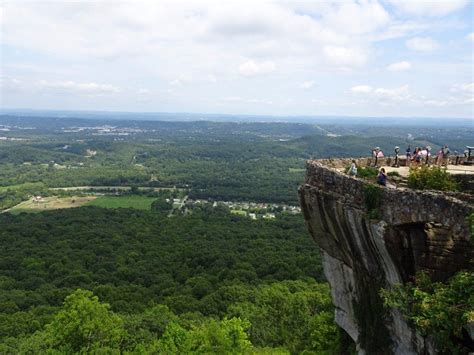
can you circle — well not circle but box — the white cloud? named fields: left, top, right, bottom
left=349, top=83, right=474, bottom=108
left=1, top=1, right=472, bottom=117
left=300, top=80, right=315, bottom=89
left=373, top=85, right=411, bottom=101
left=406, top=37, right=439, bottom=51
left=248, top=98, right=273, bottom=105
left=137, top=88, right=151, bottom=95
left=421, top=99, right=449, bottom=107
left=387, top=61, right=412, bottom=71
left=467, top=32, right=474, bottom=42
left=388, top=0, right=469, bottom=17
left=323, top=46, right=368, bottom=67
left=222, top=96, right=272, bottom=105
left=0, top=0, right=379, bottom=79
left=207, top=75, right=217, bottom=83
left=451, top=82, right=474, bottom=94
left=170, top=74, right=193, bottom=87
left=450, top=82, right=474, bottom=104
left=222, top=96, right=243, bottom=102
left=323, top=1, right=390, bottom=35
left=238, top=60, right=276, bottom=77
left=350, top=85, right=373, bottom=94
left=38, top=80, right=120, bottom=93
left=350, top=84, right=412, bottom=102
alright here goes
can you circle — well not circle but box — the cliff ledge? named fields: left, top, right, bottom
left=299, top=159, right=473, bottom=354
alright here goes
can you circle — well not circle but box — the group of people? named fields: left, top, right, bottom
left=406, top=144, right=450, bottom=166
left=405, top=145, right=431, bottom=165
left=346, top=143, right=455, bottom=188
left=371, top=144, right=451, bottom=167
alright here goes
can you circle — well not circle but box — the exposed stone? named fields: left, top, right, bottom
left=299, top=159, right=473, bottom=354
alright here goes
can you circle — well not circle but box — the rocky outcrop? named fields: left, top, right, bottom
left=299, top=160, right=473, bottom=354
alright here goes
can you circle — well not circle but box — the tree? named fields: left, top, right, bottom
left=189, top=317, right=252, bottom=353
left=42, top=289, right=125, bottom=352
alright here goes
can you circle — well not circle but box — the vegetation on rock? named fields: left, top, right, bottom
left=381, top=271, right=474, bottom=354
left=363, top=184, right=382, bottom=219
left=407, top=166, right=458, bottom=191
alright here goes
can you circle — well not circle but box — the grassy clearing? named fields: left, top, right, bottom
left=230, top=210, right=247, bottom=216
left=84, top=195, right=157, bottom=210
left=8, top=196, right=96, bottom=214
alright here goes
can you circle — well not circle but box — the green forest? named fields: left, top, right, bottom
left=0, top=207, right=346, bottom=353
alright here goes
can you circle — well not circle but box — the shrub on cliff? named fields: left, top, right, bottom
left=407, top=166, right=458, bottom=191
left=364, top=184, right=382, bottom=219
left=358, top=166, right=378, bottom=179
left=381, top=271, right=474, bottom=353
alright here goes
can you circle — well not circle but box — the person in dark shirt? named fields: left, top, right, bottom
left=405, top=145, right=411, bottom=166
left=377, top=168, right=387, bottom=186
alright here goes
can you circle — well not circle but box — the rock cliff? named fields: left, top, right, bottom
left=299, top=159, right=473, bottom=354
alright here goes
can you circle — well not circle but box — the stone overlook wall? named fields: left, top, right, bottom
left=315, top=155, right=466, bottom=169
left=298, top=159, right=473, bottom=355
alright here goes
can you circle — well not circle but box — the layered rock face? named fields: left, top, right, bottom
left=299, top=160, right=473, bottom=354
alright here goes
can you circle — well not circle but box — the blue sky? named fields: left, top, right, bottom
left=1, top=0, right=473, bottom=118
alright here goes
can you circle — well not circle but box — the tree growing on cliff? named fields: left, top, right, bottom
left=381, top=271, right=474, bottom=353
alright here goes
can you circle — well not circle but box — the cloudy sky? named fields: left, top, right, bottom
left=1, top=0, right=473, bottom=118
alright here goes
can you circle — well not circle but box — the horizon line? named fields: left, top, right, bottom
left=1, top=107, right=473, bottom=121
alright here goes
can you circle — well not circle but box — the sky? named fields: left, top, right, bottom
left=1, top=0, right=473, bottom=118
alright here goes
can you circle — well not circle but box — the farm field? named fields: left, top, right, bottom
left=7, top=196, right=96, bottom=214
left=84, top=195, right=157, bottom=210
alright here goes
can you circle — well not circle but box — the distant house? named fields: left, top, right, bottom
left=85, top=149, right=97, bottom=157
left=32, top=196, right=43, bottom=204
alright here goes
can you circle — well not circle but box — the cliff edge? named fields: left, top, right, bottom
left=298, top=159, right=473, bottom=354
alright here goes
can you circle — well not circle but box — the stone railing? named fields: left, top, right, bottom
left=316, top=155, right=466, bottom=169
left=304, top=159, right=473, bottom=229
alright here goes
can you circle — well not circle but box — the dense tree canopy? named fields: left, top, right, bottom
left=0, top=207, right=343, bottom=353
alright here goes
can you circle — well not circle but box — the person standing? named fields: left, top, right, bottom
left=413, top=147, right=422, bottom=165
left=435, top=147, right=443, bottom=165
left=372, top=148, right=378, bottom=167
left=394, top=146, right=400, bottom=167
left=425, top=146, right=431, bottom=165
left=406, top=145, right=411, bottom=166
left=442, top=145, right=450, bottom=166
